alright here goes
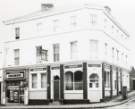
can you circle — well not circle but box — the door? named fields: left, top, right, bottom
left=0, top=83, right=1, bottom=104
left=53, top=76, right=60, bottom=101
left=133, top=80, right=135, bottom=90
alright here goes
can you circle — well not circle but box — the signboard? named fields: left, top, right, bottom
left=88, top=64, right=101, bottom=67
left=51, top=66, right=60, bottom=70
left=7, top=73, right=24, bottom=79
left=64, top=64, right=82, bottom=69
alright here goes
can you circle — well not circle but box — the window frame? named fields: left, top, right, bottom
left=14, top=49, right=20, bottom=65
left=15, top=27, right=20, bottom=40
left=53, top=43, right=60, bottom=62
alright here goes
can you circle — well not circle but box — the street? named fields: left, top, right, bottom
left=106, top=99, right=135, bottom=109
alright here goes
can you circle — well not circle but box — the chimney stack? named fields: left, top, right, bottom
left=104, top=6, right=111, bottom=13
left=41, top=3, right=54, bottom=11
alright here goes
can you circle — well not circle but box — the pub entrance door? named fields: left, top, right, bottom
left=53, top=76, right=60, bottom=101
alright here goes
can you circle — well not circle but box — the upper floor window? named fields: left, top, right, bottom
left=36, top=46, right=48, bottom=63
left=70, top=16, right=77, bottom=26
left=70, top=41, right=78, bottom=60
left=36, top=22, right=43, bottom=31
left=53, top=43, right=60, bottom=62
left=15, top=27, right=20, bottom=40
left=104, top=43, right=108, bottom=56
left=90, top=40, right=98, bottom=59
left=116, top=49, right=119, bottom=61
left=125, top=55, right=128, bottom=64
left=14, top=49, right=20, bottom=65
left=53, top=19, right=59, bottom=31
left=112, top=47, right=114, bottom=59
left=90, top=14, right=97, bottom=25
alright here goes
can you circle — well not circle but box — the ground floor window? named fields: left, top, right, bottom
left=30, top=72, right=47, bottom=89
left=65, top=71, right=73, bottom=90
left=64, top=71, right=83, bottom=90
left=89, top=73, right=99, bottom=88
left=104, top=71, right=110, bottom=88
left=32, top=74, right=37, bottom=89
left=41, top=73, right=47, bottom=88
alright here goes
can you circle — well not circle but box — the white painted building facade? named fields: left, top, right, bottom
left=1, top=3, right=130, bottom=104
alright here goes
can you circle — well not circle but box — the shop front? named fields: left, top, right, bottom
left=5, top=69, right=27, bottom=104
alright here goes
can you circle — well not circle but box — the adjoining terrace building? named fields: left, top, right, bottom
left=1, top=3, right=130, bottom=105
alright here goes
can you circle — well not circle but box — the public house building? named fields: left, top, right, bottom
left=1, top=3, right=130, bottom=105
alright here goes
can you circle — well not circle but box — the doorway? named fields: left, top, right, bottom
left=0, top=82, right=1, bottom=104
left=6, top=81, right=24, bottom=104
left=53, top=76, right=60, bottom=101
left=133, top=80, right=135, bottom=90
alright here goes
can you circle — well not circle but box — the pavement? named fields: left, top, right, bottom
left=1, top=91, right=135, bottom=109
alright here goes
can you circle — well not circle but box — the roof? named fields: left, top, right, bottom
left=3, top=3, right=130, bottom=37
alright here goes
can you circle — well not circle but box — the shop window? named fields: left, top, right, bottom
left=31, top=74, right=37, bottom=89
left=74, top=71, right=83, bottom=90
left=36, top=46, right=48, bottom=63
left=70, top=41, right=78, bottom=60
left=41, top=73, right=47, bottom=88
left=53, top=43, right=60, bottom=62
left=64, top=70, right=83, bottom=90
left=14, top=49, right=20, bottom=65
left=104, top=71, right=110, bottom=88
left=89, top=73, right=99, bottom=88
left=65, top=71, right=73, bottom=90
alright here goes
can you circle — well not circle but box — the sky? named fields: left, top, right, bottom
left=0, top=0, right=135, bottom=66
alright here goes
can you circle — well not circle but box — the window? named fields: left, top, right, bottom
left=104, top=43, right=108, bottom=55
left=70, top=41, right=78, bottom=60
left=53, top=43, right=60, bottom=62
left=41, top=73, right=47, bottom=88
left=41, top=49, right=48, bottom=61
left=53, top=19, right=59, bottom=31
left=90, top=14, right=97, bottom=25
left=65, top=71, right=73, bottom=90
left=14, top=49, right=20, bottom=65
left=116, top=49, right=119, bottom=61
left=70, top=16, right=77, bottom=26
left=32, top=74, right=37, bottom=89
left=104, top=71, right=110, bottom=88
left=125, top=55, right=128, bottom=64
left=74, top=71, right=83, bottom=90
left=90, top=40, right=98, bottom=59
left=89, top=74, right=99, bottom=88
left=15, top=27, right=20, bottom=39
left=64, top=71, right=83, bottom=90
left=121, top=53, right=124, bottom=62
left=36, top=46, right=48, bottom=63
left=36, top=23, right=43, bottom=31
left=112, top=47, right=114, bottom=59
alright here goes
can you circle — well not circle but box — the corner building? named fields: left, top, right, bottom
left=2, top=4, right=130, bottom=105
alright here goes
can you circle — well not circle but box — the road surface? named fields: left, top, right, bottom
left=106, top=99, right=135, bottom=109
